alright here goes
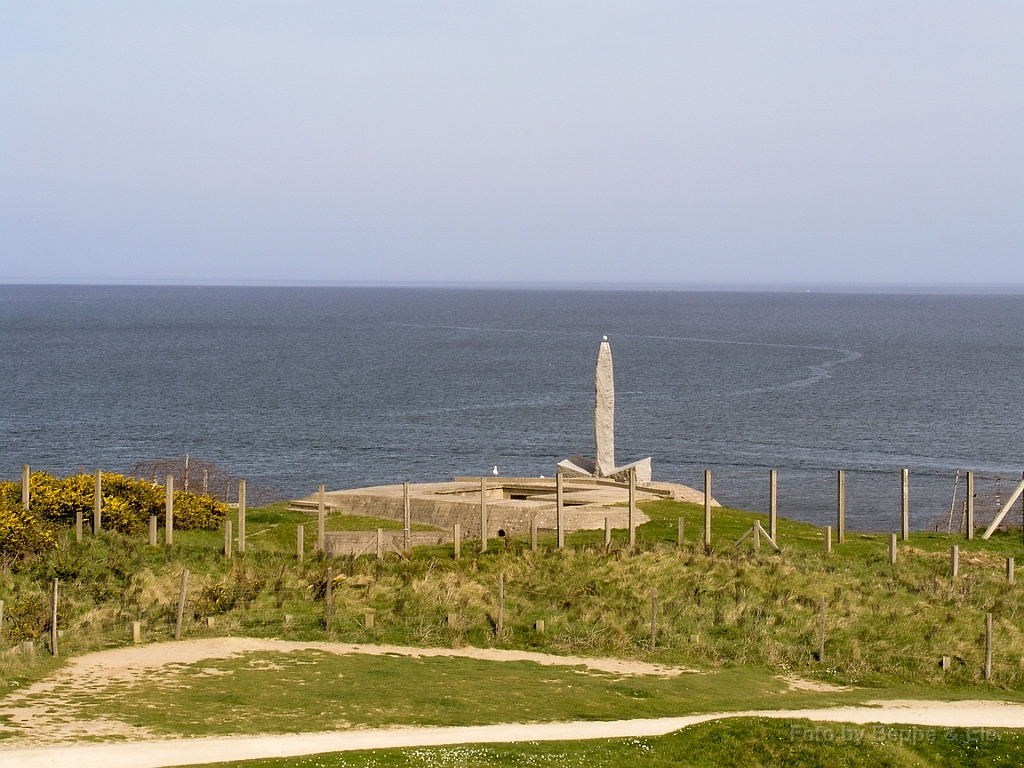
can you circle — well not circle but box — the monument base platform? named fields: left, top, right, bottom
left=557, top=455, right=652, bottom=483
left=289, top=475, right=717, bottom=540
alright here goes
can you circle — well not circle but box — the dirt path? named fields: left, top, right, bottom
left=5, top=701, right=1024, bottom=768
left=23, top=636, right=691, bottom=680
left=3, top=639, right=1024, bottom=767
left=0, top=638, right=691, bottom=745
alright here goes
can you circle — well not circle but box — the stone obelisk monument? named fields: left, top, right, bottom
left=558, top=337, right=652, bottom=483
left=594, top=336, right=616, bottom=477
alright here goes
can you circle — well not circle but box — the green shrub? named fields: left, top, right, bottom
left=172, top=491, right=230, bottom=531
left=13, top=471, right=93, bottom=526
left=0, top=470, right=230, bottom=565
left=0, top=503, right=56, bottom=565
left=14, top=470, right=229, bottom=534
left=102, top=495, right=147, bottom=535
left=192, top=568, right=266, bottom=616
left=2, top=592, right=54, bottom=641
left=0, top=479, right=22, bottom=508
left=102, top=473, right=164, bottom=522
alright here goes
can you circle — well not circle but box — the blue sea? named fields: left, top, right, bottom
left=2, top=285, right=1023, bottom=532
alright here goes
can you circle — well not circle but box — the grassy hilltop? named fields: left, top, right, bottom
left=7, top=498, right=1022, bottom=688
left=2, top=496, right=1024, bottom=765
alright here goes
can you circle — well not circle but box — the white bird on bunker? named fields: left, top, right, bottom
left=492, top=466, right=499, bottom=476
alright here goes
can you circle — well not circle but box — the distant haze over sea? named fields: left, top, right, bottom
left=2, top=285, right=1023, bottom=532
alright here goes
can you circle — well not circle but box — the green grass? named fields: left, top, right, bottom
left=3, top=498, right=1024, bottom=711
left=1, top=649, right=882, bottom=739
left=177, top=718, right=1024, bottom=768
left=216, top=503, right=438, bottom=538
left=2, top=498, right=1024, bottom=765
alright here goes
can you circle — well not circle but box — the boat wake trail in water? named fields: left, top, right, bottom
left=731, top=348, right=863, bottom=395
left=633, top=333, right=863, bottom=396
left=386, top=324, right=864, bottom=397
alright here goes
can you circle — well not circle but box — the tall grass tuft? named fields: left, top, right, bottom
left=2, top=499, right=1024, bottom=694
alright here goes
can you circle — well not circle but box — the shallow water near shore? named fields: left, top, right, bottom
left=2, top=285, right=1023, bottom=532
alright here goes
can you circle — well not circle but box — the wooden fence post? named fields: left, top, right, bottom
left=165, top=475, right=174, bottom=546
left=769, top=469, right=778, bottom=543
left=317, top=484, right=326, bottom=553
left=76, top=508, right=83, bottom=543
left=237, top=479, right=246, bottom=554
left=704, top=470, right=712, bottom=548
left=837, top=470, right=845, bottom=544
left=889, top=533, right=897, bottom=565
left=224, top=520, right=232, bottom=558
left=557, top=471, right=565, bottom=549
left=966, top=471, right=975, bottom=539
left=994, top=473, right=1024, bottom=541
left=22, top=464, right=30, bottom=510
left=1008, top=557, right=1015, bottom=585
left=403, top=481, right=411, bottom=552
left=480, top=478, right=488, bottom=553
left=677, top=517, right=685, bottom=548
left=93, top=469, right=102, bottom=534
left=628, top=468, right=636, bottom=549
left=296, top=524, right=304, bottom=562
left=149, top=515, right=157, bottom=547
left=901, top=468, right=909, bottom=541
left=453, top=522, right=461, bottom=560
left=605, top=516, right=611, bottom=547
left=824, top=526, right=832, bottom=554
left=950, top=545, right=959, bottom=578
left=756, top=521, right=780, bottom=552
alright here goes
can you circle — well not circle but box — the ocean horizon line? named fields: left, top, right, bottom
left=3, top=280, right=1024, bottom=296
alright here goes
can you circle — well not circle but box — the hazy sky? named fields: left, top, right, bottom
left=1, top=2, right=1021, bottom=287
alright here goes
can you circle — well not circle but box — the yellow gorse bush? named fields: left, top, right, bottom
left=172, top=491, right=230, bottom=530
left=0, top=470, right=231, bottom=562
left=101, top=495, right=145, bottom=535
left=17, top=471, right=94, bottom=524
left=0, top=504, right=56, bottom=567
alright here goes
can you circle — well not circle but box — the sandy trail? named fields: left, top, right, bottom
left=11, top=636, right=690, bottom=684
left=3, top=639, right=1024, bottom=767
left=5, top=701, right=1024, bottom=768
left=0, top=638, right=691, bottom=745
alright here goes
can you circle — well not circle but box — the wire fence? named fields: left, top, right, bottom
left=128, top=456, right=282, bottom=506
